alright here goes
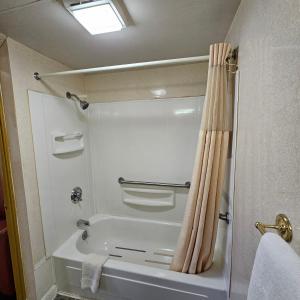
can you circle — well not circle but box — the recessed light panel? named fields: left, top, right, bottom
left=69, top=1, right=125, bottom=35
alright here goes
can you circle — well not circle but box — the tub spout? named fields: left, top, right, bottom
left=76, top=219, right=90, bottom=228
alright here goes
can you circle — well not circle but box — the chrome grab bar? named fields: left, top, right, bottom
left=118, top=177, right=191, bottom=189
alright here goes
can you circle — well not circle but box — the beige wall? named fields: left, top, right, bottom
left=226, top=1, right=300, bottom=299
left=84, top=62, right=208, bottom=102
left=7, top=38, right=85, bottom=264
left=0, top=40, right=37, bottom=300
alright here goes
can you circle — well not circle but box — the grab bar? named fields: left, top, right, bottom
left=118, top=177, right=191, bottom=189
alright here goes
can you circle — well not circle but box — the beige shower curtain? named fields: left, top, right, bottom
left=170, top=43, right=233, bottom=274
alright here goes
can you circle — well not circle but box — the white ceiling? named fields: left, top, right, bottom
left=0, top=0, right=240, bottom=68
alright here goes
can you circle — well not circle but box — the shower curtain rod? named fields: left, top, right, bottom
left=33, top=55, right=209, bottom=80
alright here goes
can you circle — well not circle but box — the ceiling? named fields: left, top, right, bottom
left=0, top=0, right=240, bottom=69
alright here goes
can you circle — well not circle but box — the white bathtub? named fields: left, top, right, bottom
left=53, top=215, right=227, bottom=300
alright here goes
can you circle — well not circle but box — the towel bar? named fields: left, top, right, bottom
left=255, top=214, right=293, bottom=242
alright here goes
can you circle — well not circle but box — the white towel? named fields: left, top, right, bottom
left=81, top=253, right=108, bottom=293
left=248, top=233, right=300, bottom=300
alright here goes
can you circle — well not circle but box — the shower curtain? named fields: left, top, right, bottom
left=170, top=43, right=233, bottom=274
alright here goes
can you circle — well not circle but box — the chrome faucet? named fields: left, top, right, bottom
left=76, top=219, right=90, bottom=229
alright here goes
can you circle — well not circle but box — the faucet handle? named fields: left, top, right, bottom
left=71, top=187, right=82, bottom=204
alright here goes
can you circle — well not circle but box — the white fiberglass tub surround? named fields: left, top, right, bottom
left=54, top=214, right=227, bottom=300
left=29, top=93, right=230, bottom=300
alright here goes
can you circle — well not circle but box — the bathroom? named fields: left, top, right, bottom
left=0, top=1, right=299, bottom=300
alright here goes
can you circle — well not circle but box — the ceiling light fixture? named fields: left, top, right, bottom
left=65, top=0, right=126, bottom=35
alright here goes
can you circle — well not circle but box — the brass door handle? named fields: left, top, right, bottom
left=255, top=214, right=293, bottom=242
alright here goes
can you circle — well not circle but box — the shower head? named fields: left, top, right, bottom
left=79, top=100, right=89, bottom=110
left=66, top=91, right=89, bottom=110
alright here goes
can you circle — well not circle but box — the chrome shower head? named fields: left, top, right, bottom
left=66, top=91, right=89, bottom=110
left=80, top=100, right=89, bottom=110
